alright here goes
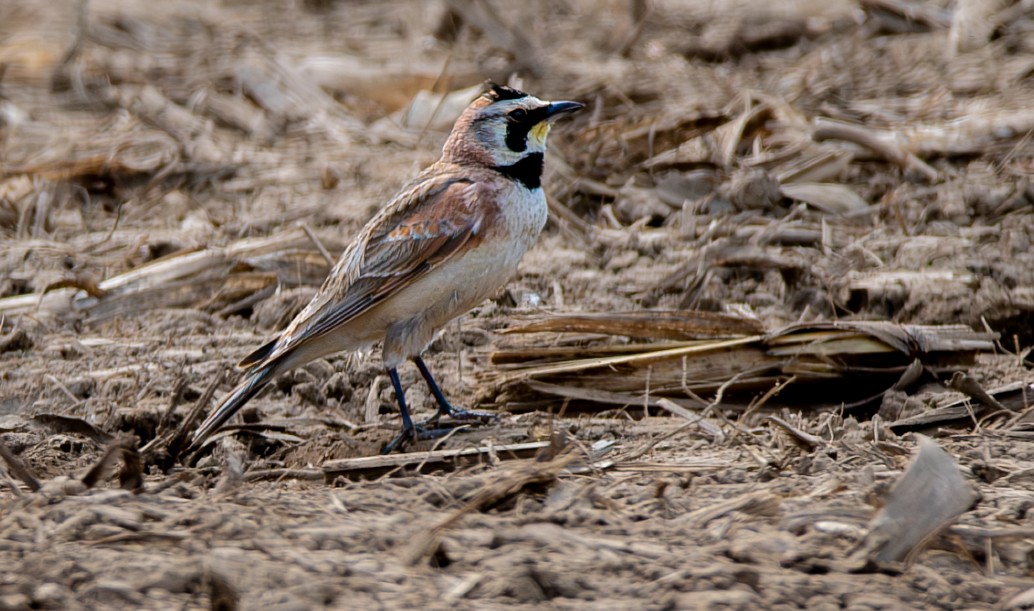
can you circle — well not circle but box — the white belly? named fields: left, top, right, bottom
left=376, top=185, right=547, bottom=364
left=395, top=186, right=545, bottom=312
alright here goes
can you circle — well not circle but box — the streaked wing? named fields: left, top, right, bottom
left=268, top=175, right=483, bottom=359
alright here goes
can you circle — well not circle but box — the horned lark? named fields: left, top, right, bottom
left=190, top=83, right=583, bottom=454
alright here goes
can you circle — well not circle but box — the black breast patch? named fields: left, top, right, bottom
left=493, top=153, right=544, bottom=190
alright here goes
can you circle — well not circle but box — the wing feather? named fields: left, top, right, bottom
left=252, top=174, right=484, bottom=366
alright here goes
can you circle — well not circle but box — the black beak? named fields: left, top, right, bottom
left=545, top=101, right=585, bottom=119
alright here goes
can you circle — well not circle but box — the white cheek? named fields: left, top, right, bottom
left=491, top=147, right=526, bottom=166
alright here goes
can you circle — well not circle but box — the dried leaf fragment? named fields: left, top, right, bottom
left=858, top=435, right=979, bottom=564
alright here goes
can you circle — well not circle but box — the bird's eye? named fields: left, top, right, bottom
left=509, top=108, right=527, bottom=121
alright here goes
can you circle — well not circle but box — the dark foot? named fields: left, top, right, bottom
left=413, top=356, right=499, bottom=427
left=419, top=405, right=499, bottom=428
left=381, top=424, right=458, bottom=454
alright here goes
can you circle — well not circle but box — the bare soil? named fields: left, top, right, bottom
left=3, top=0, right=1034, bottom=608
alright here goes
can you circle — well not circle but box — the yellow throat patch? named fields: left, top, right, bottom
left=530, top=122, right=551, bottom=148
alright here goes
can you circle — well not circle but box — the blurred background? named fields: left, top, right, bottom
left=2, top=0, right=1033, bottom=333
left=3, top=2, right=1034, bottom=608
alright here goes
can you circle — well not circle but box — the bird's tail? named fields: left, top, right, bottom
left=189, top=363, right=276, bottom=451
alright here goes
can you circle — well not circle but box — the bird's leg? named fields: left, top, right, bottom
left=382, top=367, right=418, bottom=454
left=413, top=356, right=498, bottom=426
left=383, top=360, right=498, bottom=453
left=381, top=366, right=455, bottom=454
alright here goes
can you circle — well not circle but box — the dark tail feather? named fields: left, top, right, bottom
left=189, top=364, right=276, bottom=450
left=238, top=337, right=279, bottom=369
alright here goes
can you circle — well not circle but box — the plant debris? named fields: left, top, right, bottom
left=2, top=0, right=1034, bottom=607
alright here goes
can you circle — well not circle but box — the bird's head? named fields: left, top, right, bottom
left=442, top=82, right=584, bottom=177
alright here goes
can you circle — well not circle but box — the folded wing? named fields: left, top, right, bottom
left=240, top=176, right=485, bottom=370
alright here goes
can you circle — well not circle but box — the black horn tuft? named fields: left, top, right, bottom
left=484, top=81, right=528, bottom=102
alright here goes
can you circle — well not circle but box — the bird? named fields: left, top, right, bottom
left=189, top=82, right=584, bottom=454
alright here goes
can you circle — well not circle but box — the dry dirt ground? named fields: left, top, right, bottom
left=3, top=0, right=1034, bottom=608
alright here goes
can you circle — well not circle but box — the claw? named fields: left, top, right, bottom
left=381, top=423, right=461, bottom=454
left=381, top=426, right=415, bottom=454
left=419, top=406, right=498, bottom=428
